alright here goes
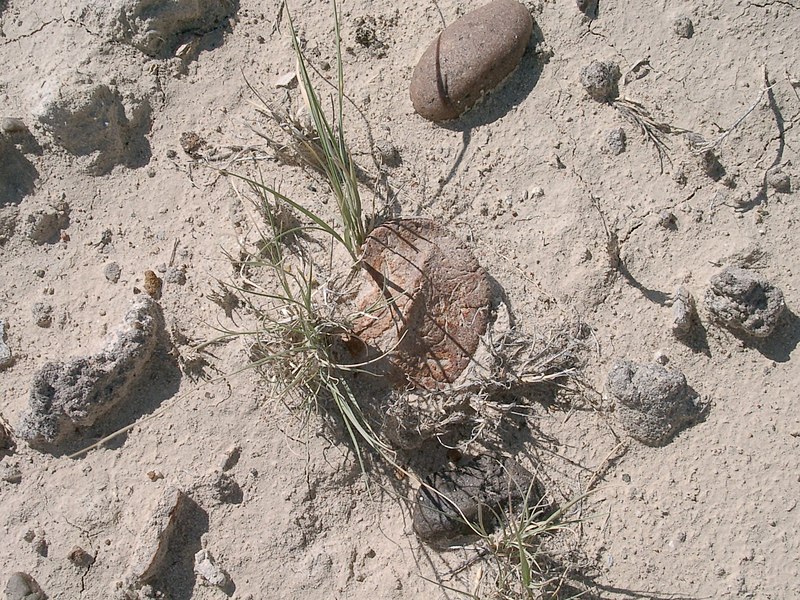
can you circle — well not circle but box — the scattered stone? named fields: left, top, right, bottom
left=0, top=207, right=19, bottom=245
left=705, top=267, right=785, bottom=338
left=606, top=127, right=626, bottom=155
left=104, top=262, right=122, bottom=283
left=67, top=545, right=95, bottom=568
left=143, top=270, right=163, bottom=299
left=113, top=0, right=238, bottom=57
left=409, top=0, right=533, bottom=121
left=163, top=266, right=186, bottom=286
left=607, top=360, right=705, bottom=446
left=194, top=549, right=229, bottom=587
left=23, top=202, right=70, bottom=245
left=351, top=219, right=492, bottom=390
left=128, top=488, right=191, bottom=585
left=34, top=81, right=151, bottom=176
left=179, top=132, right=205, bottom=158
left=0, top=318, right=13, bottom=370
left=766, top=168, right=791, bottom=193
left=413, top=455, right=543, bottom=548
left=1, top=118, right=27, bottom=134
left=18, top=296, right=165, bottom=451
left=375, top=139, right=401, bottom=167
left=219, top=445, right=241, bottom=472
left=673, top=16, right=694, bottom=38
left=657, top=210, right=677, bottom=229
left=0, top=462, right=22, bottom=484
left=31, top=303, right=53, bottom=328
left=4, top=572, right=45, bottom=600
left=581, top=60, right=621, bottom=102
left=146, top=470, right=164, bottom=482
left=671, top=286, right=697, bottom=338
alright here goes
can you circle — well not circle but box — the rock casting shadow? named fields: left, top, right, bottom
left=748, top=308, right=800, bottom=362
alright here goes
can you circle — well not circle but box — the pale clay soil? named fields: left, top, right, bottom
left=1, top=0, right=800, bottom=599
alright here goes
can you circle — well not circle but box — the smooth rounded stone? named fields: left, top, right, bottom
left=351, top=219, right=492, bottom=390
left=580, top=60, right=620, bottom=102
left=705, top=267, right=785, bottom=338
left=606, top=127, right=626, bottom=155
left=673, top=16, right=694, bottom=39
left=607, top=361, right=704, bottom=446
left=409, top=0, right=533, bottom=121
left=4, top=572, right=45, bottom=600
left=413, top=455, right=543, bottom=548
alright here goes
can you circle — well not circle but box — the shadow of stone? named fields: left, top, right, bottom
left=746, top=308, right=800, bottom=363
left=153, top=497, right=213, bottom=600
left=0, top=140, right=39, bottom=205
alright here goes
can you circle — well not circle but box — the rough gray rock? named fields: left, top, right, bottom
left=104, top=262, right=122, bottom=283
left=580, top=60, right=620, bottom=102
left=163, top=266, right=186, bottom=285
left=673, top=16, right=694, bottom=39
left=606, top=127, right=626, bottom=155
left=35, top=81, right=151, bottom=175
left=0, top=318, right=12, bottom=370
left=31, top=303, right=53, bottom=328
left=23, top=202, right=69, bottom=244
left=413, top=455, right=543, bottom=548
left=671, top=286, right=696, bottom=337
left=4, top=572, right=46, bottom=600
left=705, top=267, right=785, bottom=338
left=114, top=0, right=239, bottom=57
left=766, top=168, right=791, bottom=193
left=607, top=361, right=704, bottom=446
left=0, top=207, right=19, bottom=244
left=17, top=296, right=165, bottom=450
left=409, top=0, right=533, bottom=121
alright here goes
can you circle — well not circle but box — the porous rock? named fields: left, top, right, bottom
left=671, top=286, right=696, bottom=337
left=351, top=218, right=492, bottom=390
left=413, top=455, right=543, bottom=548
left=0, top=318, right=12, bottom=370
left=4, top=572, right=46, bottom=600
left=35, top=81, right=151, bottom=175
left=705, top=267, right=785, bottom=338
left=580, top=60, right=620, bottom=102
left=17, top=296, right=165, bottom=450
left=410, top=0, right=533, bottom=121
left=607, top=360, right=704, bottom=446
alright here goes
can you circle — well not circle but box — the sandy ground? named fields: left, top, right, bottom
left=1, top=0, right=799, bottom=598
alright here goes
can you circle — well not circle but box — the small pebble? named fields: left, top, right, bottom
left=104, top=262, right=121, bottom=283
left=766, top=169, right=790, bottom=193
left=31, top=303, right=53, bottom=328
left=606, top=127, right=626, bottom=155
left=67, top=545, right=94, bottom=568
left=657, top=210, right=677, bottom=229
left=164, top=266, right=186, bottom=285
left=581, top=60, right=620, bottom=102
left=143, top=270, right=163, bottom=299
left=673, top=16, right=694, bottom=39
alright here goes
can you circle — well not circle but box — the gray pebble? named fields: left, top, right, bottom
left=607, top=360, right=705, bottom=446
left=657, top=210, right=677, bottom=229
left=0, top=318, right=12, bottom=370
left=673, top=16, right=694, bottom=39
left=164, top=266, right=186, bottom=285
left=104, top=262, right=122, bottom=283
left=705, top=267, right=785, bottom=338
left=606, top=127, right=626, bottom=155
left=581, top=60, right=620, bottom=102
left=671, top=286, right=696, bottom=337
left=31, top=303, right=53, bottom=328
left=4, top=572, right=46, bottom=600
left=766, top=168, right=791, bottom=193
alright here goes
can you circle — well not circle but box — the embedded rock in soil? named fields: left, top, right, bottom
left=704, top=267, right=785, bottom=338
left=0, top=318, right=12, bottom=370
left=114, top=0, right=238, bottom=58
left=671, top=286, right=696, bottom=338
left=409, top=0, right=533, bottom=121
left=23, top=201, right=69, bottom=245
left=4, top=572, right=45, bottom=600
left=17, top=295, right=165, bottom=451
left=35, top=81, right=151, bottom=175
left=673, top=16, right=694, bottom=39
left=413, top=455, right=543, bottom=548
left=607, top=361, right=704, bottom=446
left=580, top=60, right=620, bottom=102
left=351, top=219, right=492, bottom=390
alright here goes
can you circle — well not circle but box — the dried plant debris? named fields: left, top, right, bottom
left=413, top=455, right=542, bottom=548
left=607, top=361, right=706, bottom=446
left=705, top=267, right=785, bottom=338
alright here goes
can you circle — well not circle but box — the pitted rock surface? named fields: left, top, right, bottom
left=705, top=267, right=785, bottom=338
